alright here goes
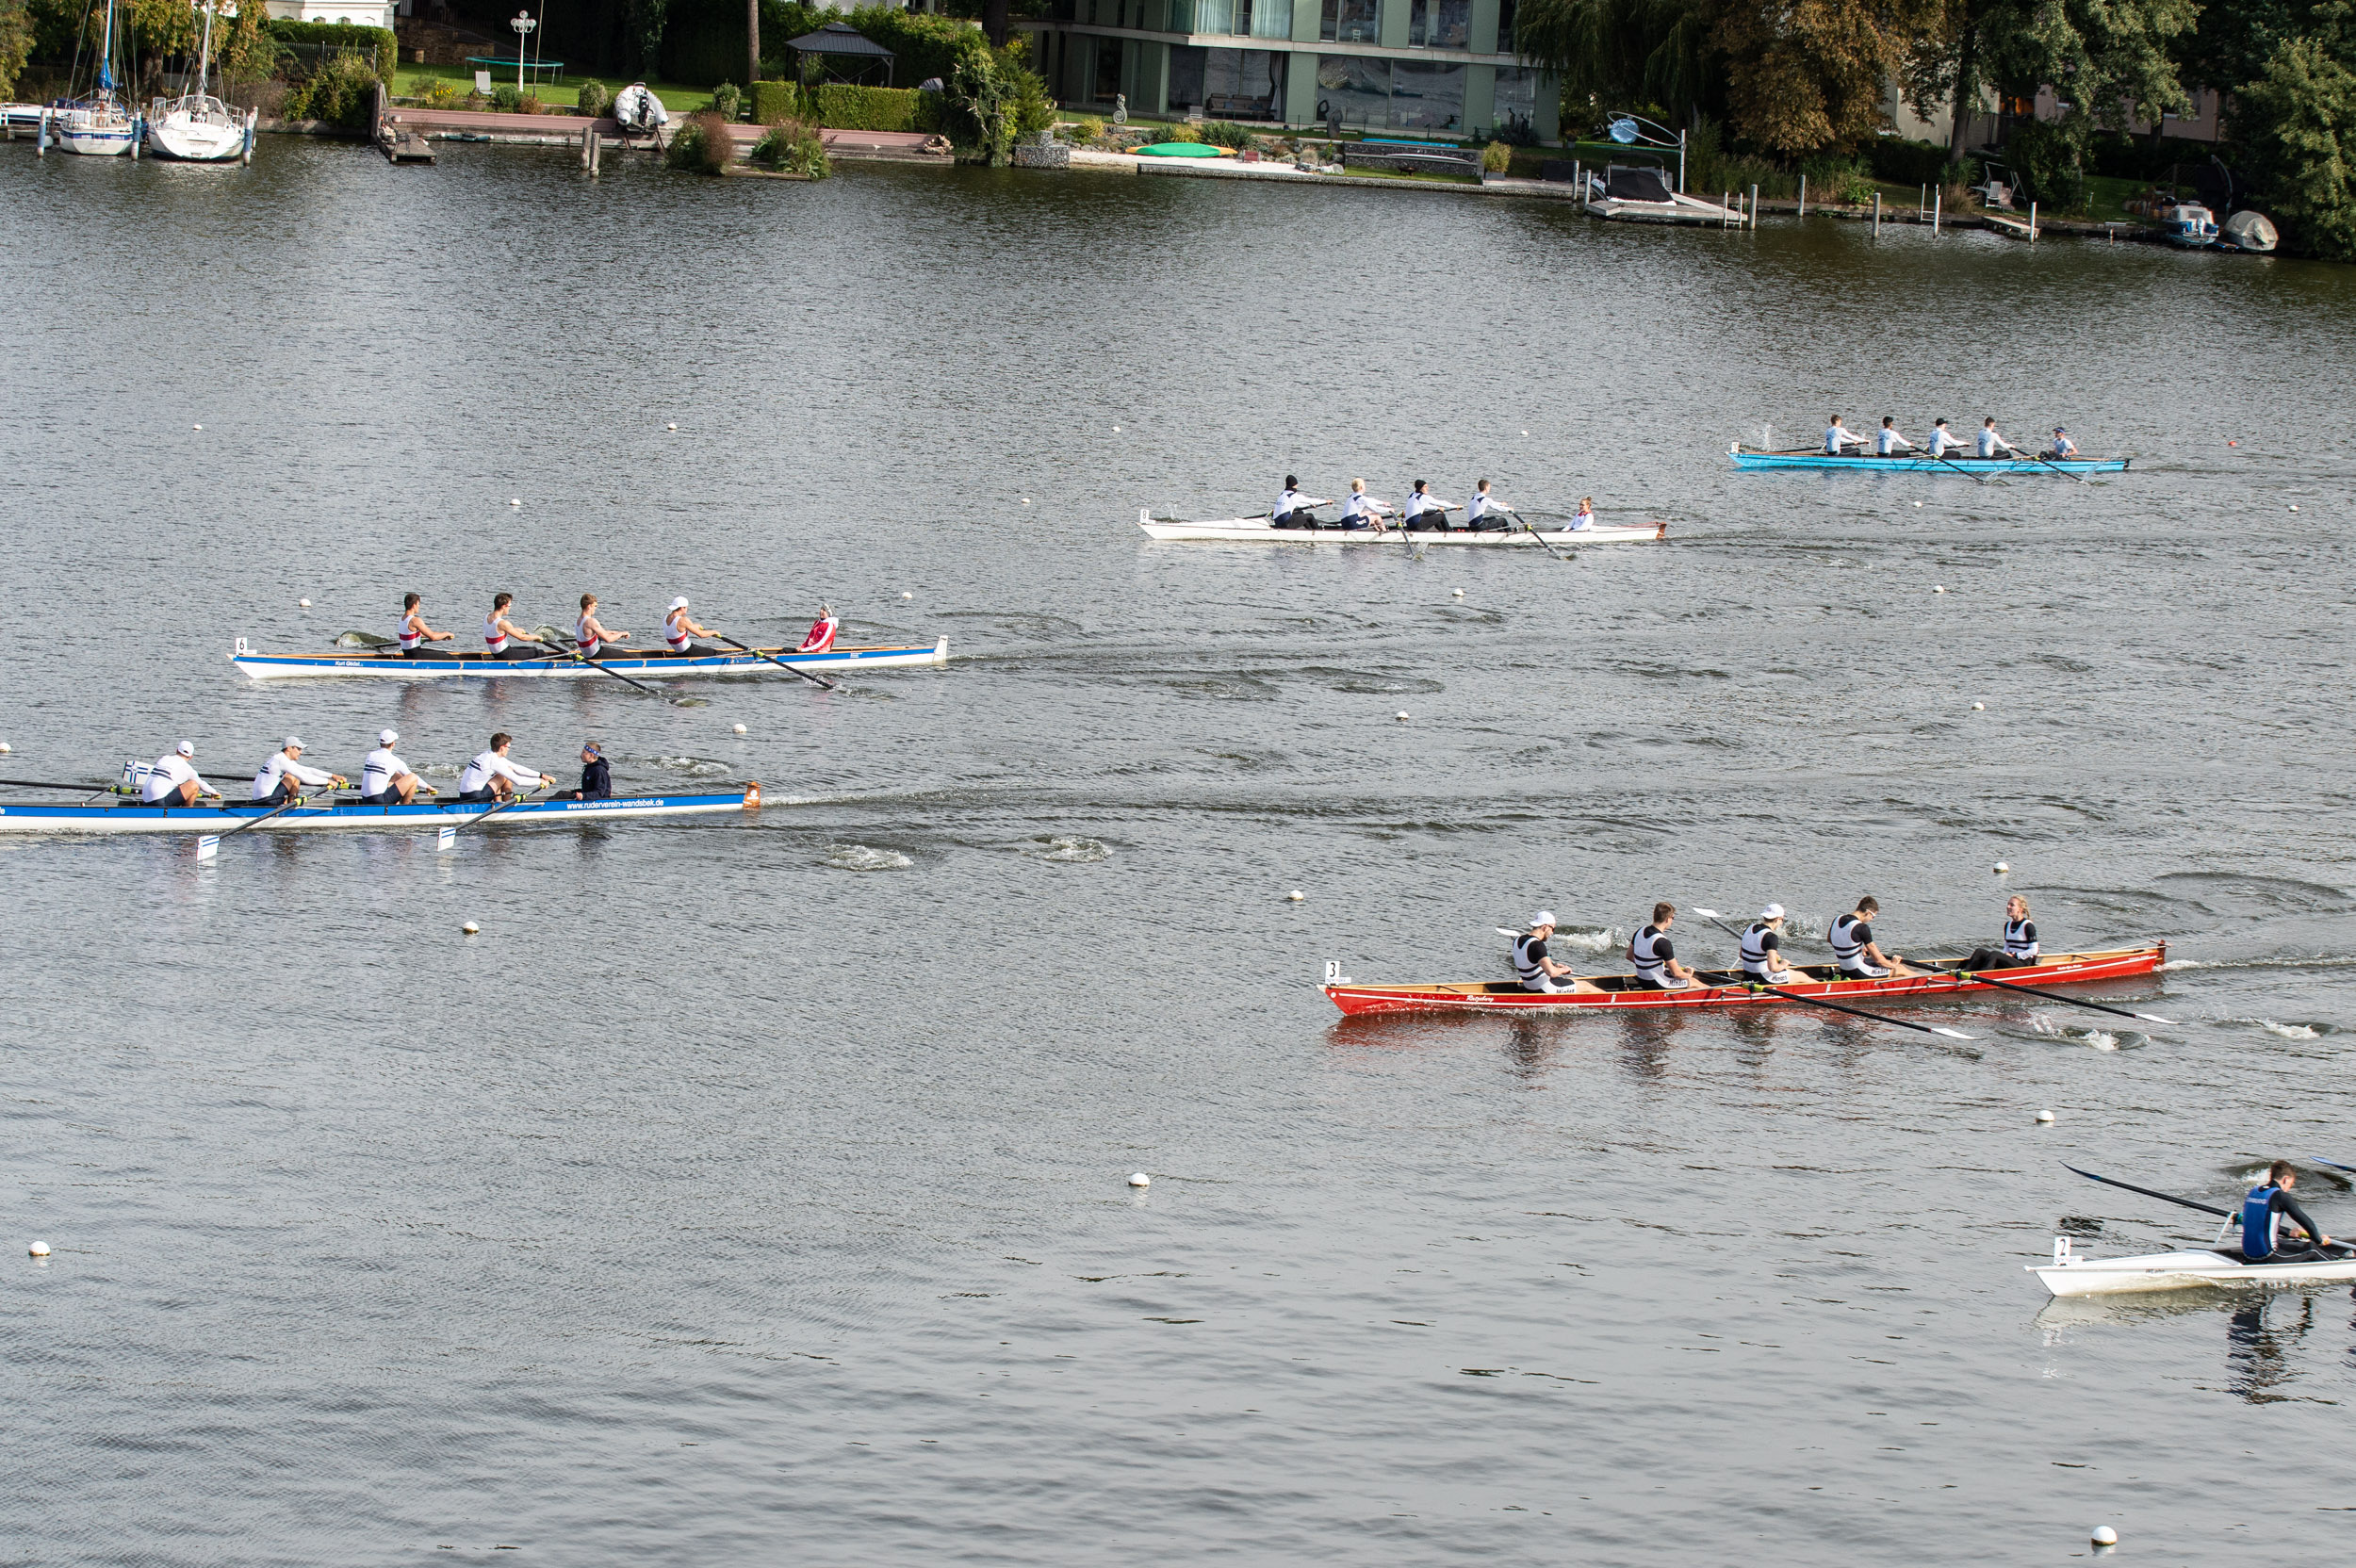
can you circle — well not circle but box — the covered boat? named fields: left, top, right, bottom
left=1321, top=943, right=2165, bottom=1017
left=1139, top=509, right=1666, bottom=546
left=2029, top=1234, right=2356, bottom=1298
left=229, top=636, right=949, bottom=681
left=0, top=785, right=760, bottom=835
left=1729, top=444, right=2129, bottom=475
left=610, top=82, right=670, bottom=133
left=1586, top=164, right=1741, bottom=224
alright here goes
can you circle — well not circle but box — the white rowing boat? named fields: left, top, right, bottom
left=2028, top=1234, right=2356, bottom=1298
left=228, top=637, right=949, bottom=681
left=1137, top=509, right=1667, bottom=546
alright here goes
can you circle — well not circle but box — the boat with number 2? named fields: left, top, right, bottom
left=1728, top=445, right=2129, bottom=475
left=1321, top=944, right=2165, bottom=1017
left=228, top=637, right=949, bottom=681
left=0, top=786, right=761, bottom=835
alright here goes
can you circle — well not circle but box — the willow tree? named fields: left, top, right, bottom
left=1512, top=0, right=1720, bottom=130
left=1710, top=0, right=1938, bottom=152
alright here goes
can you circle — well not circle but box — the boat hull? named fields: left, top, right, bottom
left=1730, top=449, right=2129, bottom=474
left=55, top=121, right=138, bottom=155
left=1322, top=945, right=2166, bottom=1017
left=2032, top=1247, right=2356, bottom=1298
left=229, top=638, right=950, bottom=681
left=146, top=107, right=251, bottom=161
left=0, top=788, right=759, bottom=835
left=1140, top=511, right=1665, bottom=546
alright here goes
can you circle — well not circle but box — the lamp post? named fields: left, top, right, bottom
left=511, top=10, right=537, bottom=93
left=1604, top=111, right=1686, bottom=193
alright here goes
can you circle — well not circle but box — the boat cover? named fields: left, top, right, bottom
left=2223, top=210, right=2278, bottom=253
left=611, top=83, right=669, bottom=132
left=1607, top=165, right=1673, bottom=203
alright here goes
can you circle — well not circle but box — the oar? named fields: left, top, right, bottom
left=712, top=632, right=837, bottom=690
left=1686, top=908, right=1973, bottom=1040
left=1505, top=509, right=1574, bottom=562
left=439, top=782, right=548, bottom=846
left=521, top=637, right=678, bottom=701
left=194, top=792, right=317, bottom=858
left=2061, top=1163, right=2233, bottom=1219
left=1938, top=965, right=2177, bottom=1025
left=0, top=776, right=123, bottom=792
left=1927, top=449, right=1996, bottom=485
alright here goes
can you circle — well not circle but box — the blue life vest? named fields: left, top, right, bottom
left=2243, top=1185, right=2281, bottom=1260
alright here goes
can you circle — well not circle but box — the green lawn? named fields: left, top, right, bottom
left=388, top=62, right=720, bottom=113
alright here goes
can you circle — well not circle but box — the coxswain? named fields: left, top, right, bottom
left=2243, top=1162, right=2335, bottom=1261
left=1513, top=910, right=1583, bottom=994
left=1960, top=895, right=2038, bottom=971
left=564, top=741, right=613, bottom=801
left=663, top=596, right=721, bottom=658
left=576, top=594, right=629, bottom=658
left=1338, top=479, right=1387, bottom=531
left=1828, top=896, right=1909, bottom=978
left=1824, top=416, right=1866, bottom=455
left=1975, top=416, right=2018, bottom=459
left=252, top=736, right=344, bottom=805
left=798, top=602, right=841, bottom=654
left=2044, top=426, right=2078, bottom=460
left=1628, top=903, right=1696, bottom=990
left=455, top=732, right=553, bottom=803
left=398, top=593, right=454, bottom=658
left=1926, top=417, right=1968, bottom=458
left=1271, top=476, right=1332, bottom=531
left=1740, top=905, right=1795, bottom=984
left=1402, top=481, right=1455, bottom=532
left=359, top=728, right=424, bottom=806
left=1876, top=416, right=1916, bottom=456
left=484, top=593, right=534, bottom=660
left=1464, top=479, right=1511, bottom=532
left=141, top=741, right=213, bottom=808
left=1569, top=496, right=1597, bottom=531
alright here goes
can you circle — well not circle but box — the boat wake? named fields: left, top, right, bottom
left=2239, top=1017, right=2326, bottom=1041
left=824, top=843, right=913, bottom=871
left=654, top=756, right=732, bottom=778
left=1551, top=925, right=1617, bottom=954
left=2030, top=1013, right=2127, bottom=1051
left=1039, top=836, right=1109, bottom=863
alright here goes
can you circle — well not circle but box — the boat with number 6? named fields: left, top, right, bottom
left=1729, top=444, right=2129, bottom=475
left=228, top=636, right=950, bottom=681
left=1321, top=943, right=2165, bottom=1017
left=2029, top=1233, right=2356, bottom=1298
left=1137, top=509, right=1667, bottom=546
left=0, top=785, right=761, bottom=835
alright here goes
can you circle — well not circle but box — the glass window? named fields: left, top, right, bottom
left=1319, top=0, right=1377, bottom=44
left=1195, top=0, right=1234, bottom=30
left=1250, top=0, right=1290, bottom=37
left=1320, top=0, right=1334, bottom=40
left=1492, top=63, right=1536, bottom=128
left=1431, top=0, right=1467, bottom=47
left=1388, top=58, right=1463, bottom=129
left=1170, top=43, right=1207, bottom=104
left=1408, top=0, right=1425, bottom=45
left=1314, top=54, right=1389, bottom=125
left=1495, top=0, right=1515, bottom=52
left=1203, top=46, right=1284, bottom=112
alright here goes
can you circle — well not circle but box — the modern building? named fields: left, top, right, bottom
left=1019, top=0, right=1557, bottom=141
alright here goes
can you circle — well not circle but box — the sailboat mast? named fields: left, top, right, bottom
left=195, top=2, right=217, bottom=97
left=96, top=0, right=117, bottom=97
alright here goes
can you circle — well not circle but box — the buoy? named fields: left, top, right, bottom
left=1972, top=701, right=1985, bottom=710
left=298, top=597, right=311, bottom=608
left=462, top=920, right=481, bottom=935
left=2036, top=1109, right=2054, bottom=1124
left=1395, top=710, right=1410, bottom=722
left=2228, top=439, right=2238, bottom=447
left=1934, top=585, right=1947, bottom=594
left=1520, top=430, right=1530, bottom=435
left=1022, top=498, right=1031, bottom=504
left=901, top=591, right=913, bottom=599
left=1912, top=499, right=1922, bottom=508
left=666, top=422, right=678, bottom=431
left=1127, top=1172, right=1150, bottom=1187
left=192, top=423, right=202, bottom=431
left=1111, top=425, right=1121, bottom=432
left=2091, top=1526, right=2117, bottom=1547
left=27, top=1240, right=49, bottom=1257
left=2289, top=503, right=2299, bottom=512
left=1993, top=861, right=2010, bottom=874
left=1451, top=588, right=1464, bottom=597
left=509, top=498, right=521, bottom=507
left=0, top=742, right=11, bottom=754
left=1287, top=890, right=1304, bottom=902
left=731, top=723, right=747, bottom=735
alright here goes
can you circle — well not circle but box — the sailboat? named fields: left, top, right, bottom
left=41, top=0, right=140, bottom=156
left=145, top=1, right=256, bottom=162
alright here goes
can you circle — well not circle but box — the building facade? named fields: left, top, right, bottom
left=1020, top=0, right=1556, bottom=142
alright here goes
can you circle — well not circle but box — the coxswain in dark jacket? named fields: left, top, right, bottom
left=571, top=742, right=613, bottom=801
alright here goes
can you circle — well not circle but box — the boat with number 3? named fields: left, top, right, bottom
left=0, top=786, right=761, bottom=835
left=228, top=637, right=949, bottom=681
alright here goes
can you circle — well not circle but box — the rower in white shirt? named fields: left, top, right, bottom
left=141, top=741, right=214, bottom=808
left=1271, top=476, right=1333, bottom=531
left=1338, top=479, right=1387, bottom=531
left=1824, top=416, right=1866, bottom=455
left=1402, top=480, right=1456, bottom=532
left=576, top=594, right=630, bottom=659
left=1569, top=496, right=1597, bottom=531
left=1875, top=416, right=1916, bottom=456
left=359, top=728, right=424, bottom=806
left=398, top=593, right=455, bottom=658
left=1975, top=416, right=2018, bottom=459
left=252, top=736, right=345, bottom=805
left=455, top=732, right=554, bottom=804
left=1464, top=479, right=1511, bottom=532
left=484, top=593, right=535, bottom=660
left=2043, top=426, right=2078, bottom=459
left=1925, top=418, right=1967, bottom=458
left=663, top=596, right=722, bottom=657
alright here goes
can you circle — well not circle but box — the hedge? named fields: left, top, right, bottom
left=1865, top=136, right=1951, bottom=188
left=753, top=81, right=941, bottom=133
left=265, top=19, right=396, bottom=83
left=752, top=80, right=802, bottom=125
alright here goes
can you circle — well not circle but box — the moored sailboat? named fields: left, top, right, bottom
left=43, top=0, right=140, bottom=156
left=145, top=2, right=257, bottom=164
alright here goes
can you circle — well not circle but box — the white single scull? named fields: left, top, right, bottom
left=2029, top=1234, right=2356, bottom=1298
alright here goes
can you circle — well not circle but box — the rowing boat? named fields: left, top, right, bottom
left=1321, top=944, right=2164, bottom=1017
left=2029, top=1233, right=2356, bottom=1298
left=1138, top=509, right=1667, bottom=546
left=1728, top=446, right=2130, bottom=475
left=228, top=637, right=950, bottom=682
left=0, top=786, right=759, bottom=834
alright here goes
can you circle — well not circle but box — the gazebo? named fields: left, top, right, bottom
left=787, top=21, right=896, bottom=88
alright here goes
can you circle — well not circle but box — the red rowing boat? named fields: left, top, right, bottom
left=1321, top=944, right=2166, bottom=1018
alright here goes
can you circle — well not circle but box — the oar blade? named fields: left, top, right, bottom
left=2133, top=1011, right=2178, bottom=1026
left=437, top=825, right=457, bottom=851
left=1690, top=907, right=1720, bottom=920
left=1929, top=1025, right=1977, bottom=1040
left=195, top=834, right=220, bottom=861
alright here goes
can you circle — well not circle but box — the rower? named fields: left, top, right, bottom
left=252, top=736, right=345, bottom=805
left=1464, top=480, right=1511, bottom=532
left=1513, top=910, right=1582, bottom=994
left=1875, top=416, right=1916, bottom=456
left=1828, top=896, right=1907, bottom=979
left=1926, top=418, right=1967, bottom=458
left=2243, top=1162, right=2334, bottom=1262
left=563, top=741, right=613, bottom=801
left=1824, top=416, right=1866, bottom=456
left=1628, top=903, right=1696, bottom=990
left=2044, top=426, right=2078, bottom=460
left=576, top=594, right=629, bottom=658
left=1402, top=481, right=1454, bottom=532
left=1975, top=417, right=2017, bottom=459
left=1569, top=497, right=1597, bottom=531
left=799, top=602, right=841, bottom=654
left=484, top=593, right=534, bottom=660
left=1338, top=479, right=1386, bottom=531
left=663, top=596, right=721, bottom=658
left=455, top=732, right=554, bottom=803
left=1960, top=895, right=2038, bottom=971
left=141, top=740, right=213, bottom=808
left=359, top=728, right=423, bottom=806
left=1271, top=476, right=1332, bottom=531
left=1740, top=905, right=1795, bottom=984
left=398, top=593, right=454, bottom=658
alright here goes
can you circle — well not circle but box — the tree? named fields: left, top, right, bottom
left=2238, top=2, right=2356, bottom=258
left=1908, top=0, right=2192, bottom=169
left=1711, top=0, right=1936, bottom=154
left=0, top=0, right=31, bottom=100
left=1513, top=0, right=1720, bottom=130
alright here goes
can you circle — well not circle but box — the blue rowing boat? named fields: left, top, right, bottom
left=0, top=786, right=760, bottom=834
left=229, top=638, right=949, bottom=682
left=1729, top=446, right=2130, bottom=475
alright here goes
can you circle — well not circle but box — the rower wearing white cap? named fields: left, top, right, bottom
left=456, top=732, right=553, bottom=804
left=252, top=737, right=345, bottom=805
left=1513, top=910, right=1583, bottom=994
left=359, top=729, right=424, bottom=806
left=142, top=741, right=214, bottom=808
left=1740, top=905, right=1795, bottom=984
left=663, top=596, right=721, bottom=658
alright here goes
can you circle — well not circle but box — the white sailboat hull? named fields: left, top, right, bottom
left=53, top=111, right=139, bottom=155
left=146, top=101, right=251, bottom=161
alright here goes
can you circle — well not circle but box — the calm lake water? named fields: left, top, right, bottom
left=6, top=138, right=2356, bottom=1565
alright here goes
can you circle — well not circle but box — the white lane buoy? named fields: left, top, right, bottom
left=2289, top=503, right=2299, bottom=512
left=731, top=723, right=747, bottom=735
left=1972, top=701, right=1985, bottom=710
left=1112, top=425, right=1121, bottom=433
left=192, top=423, right=203, bottom=431
left=901, top=591, right=913, bottom=599
left=1993, top=861, right=2010, bottom=874
left=298, top=597, right=311, bottom=608
left=2036, top=1109, right=2054, bottom=1124
left=1128, top=1172, right=1150, bottom=1187
left=509, top=498, right=521, bottom=508
left=1287, top=889, right=1304, bottom=902
left=1395, top=710, right=1410, bottom=722
left=1912, top=499, right=1922, bottom=508
left=2091, top=1526, right=2117, bottom=1547
left=666, top=422, right=678, bottom=431
left=462, top=920, right=481, bottom=935
left=28, top=1240, right=50, bottom=1257
left=1934, top=585, right=1947, bottom=594
left=0, top=742, right=10, bottom=754
left=1520, top=430, right=1530, bottom=436
left=1451, top=588, right=1464, bottom=597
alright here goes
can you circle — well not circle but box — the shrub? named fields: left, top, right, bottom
left=576, top=78, right=610, bottom=119
left=1866, top=135, right=1948, bottom=188
left=1166, top=122, right=1203, bottom=142
left=284, top=51, right=380, bottom=129
left=752, top=79, right=803, bottom=124
left=414, top=77, right=461, bottom=108
left=752, top=116, right=831, bottom=176
left=2003, top=119, right=2087, bottom=212
left=1068, top=114, right=1104, bottom=144
left=665, top=116, right=708, bottom=169
left=811, top=83, right=918, bottom=131
left=1197, top=119, right=1253, bottom=149
left=840, top=5, right=990, bottom=91
left=490, top=82, right=523, bottom=112
left=1481, top=139, right=1510, bottom=172
left=710, top=80, right=743, bottom=119
left=695, top=107, right=733, bottom=170
left=518, top=91, right=546, bottom=116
